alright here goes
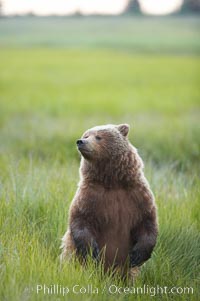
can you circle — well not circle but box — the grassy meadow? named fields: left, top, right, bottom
left=0, top=16, right=200, bottom=301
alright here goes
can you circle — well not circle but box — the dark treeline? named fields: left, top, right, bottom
left=127, top=0, right=200, bottom=14
left=181, top=0, right=200, bottom=12
left=0, top=0, right=200, bottom=17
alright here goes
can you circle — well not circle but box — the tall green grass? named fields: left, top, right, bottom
left=0, top=157, right=199, bottom=300
left=0, top=16, right=200, bottom=301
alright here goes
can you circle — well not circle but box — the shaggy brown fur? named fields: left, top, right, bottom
left=60, top=124, right=158, bottom=277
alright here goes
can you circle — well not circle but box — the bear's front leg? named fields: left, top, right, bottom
left=70, top=218, right=99, bottom=262
left=129, top=208, right=158, bottom=268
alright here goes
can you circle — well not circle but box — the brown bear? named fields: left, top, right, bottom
left=60, top=124, right=158, bottom=277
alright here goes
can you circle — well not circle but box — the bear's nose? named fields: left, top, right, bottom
left=76, top=139, right=84, bottom=146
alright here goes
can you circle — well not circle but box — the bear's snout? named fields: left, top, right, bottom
left=76, top=139, right=89, bottom=151
left=76, top=139, right=84, bottom=146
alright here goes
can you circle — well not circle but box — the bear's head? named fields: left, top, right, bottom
left=76, top=124, right=130, bottom=161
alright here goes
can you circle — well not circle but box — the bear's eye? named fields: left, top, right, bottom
left=95, top=136, right=102, bottom=141
left=84, top=135, right=89, bottom=139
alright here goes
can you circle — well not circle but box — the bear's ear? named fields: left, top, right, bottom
left=117, top=124, right=130, bottom=137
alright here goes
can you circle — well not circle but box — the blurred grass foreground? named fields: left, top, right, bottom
left=0, top=15, right=200, bottom=301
